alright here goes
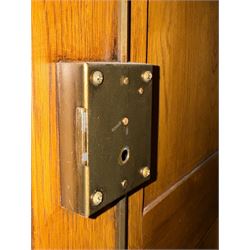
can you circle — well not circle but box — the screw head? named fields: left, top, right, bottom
left=141, top=71, right=152, bottom=82
left=91, top=190, right=103, bottom=206
left=122, top=117, right=129, bottom=126
left=140, top=166, right=151, bottom=178
left=121, top=76, right=129, bottom=85
left=121, top=179, right=128, bottom=189
left=138, top=87, right=144, bottom=95
left=91, top=71, right=104, bottom=86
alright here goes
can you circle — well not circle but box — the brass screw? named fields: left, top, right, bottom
left=122, top=117, right=129, bottom=126
left=138, top=87, right=144, bottom=95
left=140, top=166, right=151, bottom=178
left=91, top=71, right=104, bottom=86
left=91, top=191, right=103, bottom=206
left=141, top=71, right=153, bottom=82
left=121, top=180, right=128, bottom=189
left=121, top=76, right=129, bottom=85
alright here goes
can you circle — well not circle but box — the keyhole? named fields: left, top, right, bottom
left=119, top=146, right=130, bottom=165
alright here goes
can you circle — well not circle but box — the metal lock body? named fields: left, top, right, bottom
left=57, top=62, right=159, bottom=217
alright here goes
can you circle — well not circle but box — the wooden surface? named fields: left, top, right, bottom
left=32, top=1, right=219, bottom=249
left=143, top=153, right=218, bottom=249
left=145, top=0, right=219, bottom=206
left=128, top=1, right=148, bottom=248
left=129, top=1, right=218, bottom=249
left=32, top=1, right=119, bottom=249
left=198, top=218, right=218, bottom=249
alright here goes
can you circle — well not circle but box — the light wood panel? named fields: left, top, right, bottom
left=145, top=0, right=219, bottom=206
left=128, top=1, right=148, bottom=248
left=143, top=153, right=218, bottom=249
left=32, top=1, right=118, bottom=249
left=129, top=1, right=218, bottom=249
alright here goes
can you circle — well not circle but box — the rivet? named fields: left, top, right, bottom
left=91, top=190, right=103, bottom=206
left=91, top=71, right=104, bottom=86
left=121, top=179, right=128, bottom=189
left=138, top=87, right=144, bottom=95
left=121, top=76, right=129, bottom=85
left=141, top=70, right=152, bottom=82
left=140, top=166, right=151, bottom=178
left=122, top=117, right=129, bottom=126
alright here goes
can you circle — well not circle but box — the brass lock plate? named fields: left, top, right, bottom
left=57, top=62, right=159, bottom=217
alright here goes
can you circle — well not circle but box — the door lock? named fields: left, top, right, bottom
left=57, top=62, right=159, bottom=217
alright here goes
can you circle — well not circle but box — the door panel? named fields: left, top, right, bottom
left=198, top=218, right=219, bottom=249
left=143, top=153, right=218, bottom=249
left=129, top=1, right=218, bottom=249
left=32, top=1, right=119, bottom=249
left=128, top=1, right=148, bottom=248
left=145, top=0, right=218, bottom=206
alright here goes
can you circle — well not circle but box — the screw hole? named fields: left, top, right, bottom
left=119, top=146, right=130, bottom=165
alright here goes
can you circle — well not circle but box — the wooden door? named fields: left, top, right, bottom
left=32, top=1, right=125, bottom=248
left=32, top=1, right=218, bottom=249
left=129, top=1, right=218, bottom=249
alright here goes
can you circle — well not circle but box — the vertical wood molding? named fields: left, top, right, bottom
left=116, top=0, right=129, bottom=249
left=116, top=198, right=128, bottom=249
left=128, top=1, right=148, bottom=249
left=118, top=0, right=128, bottom=62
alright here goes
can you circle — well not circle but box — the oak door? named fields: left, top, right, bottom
left=129, top=1, right=218, bottom=249
left=32, top=1, right=121, bottom=249
left=32, top=1, right=218, bottom=249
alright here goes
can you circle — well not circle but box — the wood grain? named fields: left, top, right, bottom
left=129, top=1, right=218, bottom=249
left=143, top=153, right=218, bottom=249
left=32, top=1, right=219, bottom=248
left=128, top=1, right=148, bottom=248
left=130, top=0, right=148, bottom=63
left=145, top=0, right=219, bottom=206
left=198, top=218, right=218, bottom=249
left=32, top=1, right=118, bottom=249
left=116, top=1, right=128, bottom=248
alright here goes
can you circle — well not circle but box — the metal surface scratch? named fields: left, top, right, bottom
left=112, top=121, right=122, bottom=132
